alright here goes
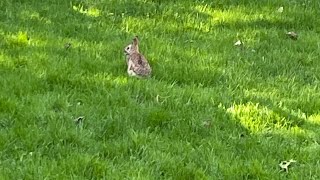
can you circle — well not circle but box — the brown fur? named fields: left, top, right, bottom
left=124, top=36, right=152, bottom=77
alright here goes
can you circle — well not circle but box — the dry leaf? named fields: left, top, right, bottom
left=279, top=159, right=296, bottom=172
left=65, top=42, right=72, bottom=49
left=234, top=40, right=243, bottom=46
left=277, top=6, right=284, bottom=13
left=202, top=120, right=211, bottom=127
left=286, top=32, right=298, bottom=40
left=74, top=116, right=84, bottom=124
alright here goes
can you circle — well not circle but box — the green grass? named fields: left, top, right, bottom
left=1, top=0, right=320, bottom=179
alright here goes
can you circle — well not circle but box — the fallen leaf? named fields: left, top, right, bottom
left=277, top=6, right=284, bottom=13
left=234, top=40, right=243, bottom=46
left=202, top=120, right=211, bottom=127
left=65, top=42, right=72, bottom=49
left=279, top=159, right=296, bottom=172
left=286, top=31, right=298, bottom=40
left=74, top=116, right=84, bottom=124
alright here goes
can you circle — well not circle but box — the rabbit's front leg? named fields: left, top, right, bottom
left=127, top=60, right=136, bottom=76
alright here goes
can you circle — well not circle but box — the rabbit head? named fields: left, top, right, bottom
left=124, top=36, right=139, bottom=55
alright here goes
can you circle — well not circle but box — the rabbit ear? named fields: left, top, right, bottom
left=132, top=36, right=139, bottom=51
left=133, top=36, right=139, bottom=46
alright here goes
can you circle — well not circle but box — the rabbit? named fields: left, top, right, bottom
left=123, top=36, right=152, bottom=77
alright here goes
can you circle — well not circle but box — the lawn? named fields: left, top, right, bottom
left=1, top=0, right=320, bottom=179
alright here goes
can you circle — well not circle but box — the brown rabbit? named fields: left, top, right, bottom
left=123, top=36, right=152, bottom=77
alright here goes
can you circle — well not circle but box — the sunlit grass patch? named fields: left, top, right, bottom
left=72, top=4, right=101, bottom=17
left=5, top=31, right=29, bottom=46
left=226, top=102, right=306, bottom=132
left=82, top=73, right=129, bottom=87
left=194, top=4, right=283, bottom=27
left=20, top=10, right=52, bottom=24
left=309, top=114, right=320, bottom=124
left=0, top=53, right=14, bottom=68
